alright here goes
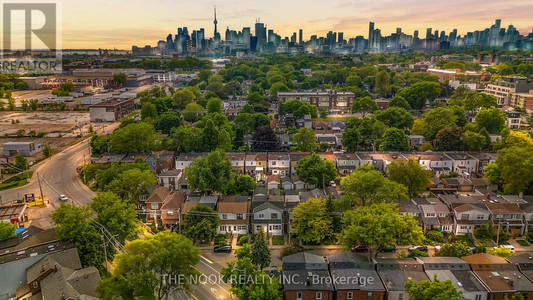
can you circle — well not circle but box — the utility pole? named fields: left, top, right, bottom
left=37, top=172, right=44, bottom=204
left=101, top=227, right=108, bottom=272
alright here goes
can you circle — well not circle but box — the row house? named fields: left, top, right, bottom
left=245, top=152, right=268, bottom=181
left=413, top=198, right=454, bottom=233
left=462, top=253, right=533, bottom=299
left=290, top=152, right=311, bottom=175
left=334, top=152, right=360, bottom=175
left=445, top=152, right=478, bottom=178
left=225, top=152, right=245, bottom=173
left=468, top=152, right=497, bottom=174
left=403, top=152, right=453, bottom=177
left=157, top=169, right=181, bottom=190
left=146, top=150, right=175, bottom=174
left=217, top=196, right=250, bottom=235
left=175, top=153, right=205, bottom=171
left=416, top=257, right=488, bottom=300
left=356, top=152, right=385, bottom=172
left=145, top=186, right=185, bottom=230
left=374, top=258, right=429, bottom=300
left=251, top=201, right=284, bottom=235
left=282, top=253, right=334, bottom=300
left=486, top=202, right=526, bottom=236
left=452, top=203, right=491, bottom=235
left=268, top=152, right=290, bottom=176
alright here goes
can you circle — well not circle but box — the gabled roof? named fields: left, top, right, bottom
left=218, top=201, right=250, bottom=214
left=252, top=201, right=284, bottom=212
left=146, top=186, right=172, bottom=204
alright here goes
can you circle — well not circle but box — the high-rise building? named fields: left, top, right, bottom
left=254, top=20, right=266, bottom=52
left=368, top=22, right=375, bottom=49
left=299, top=29, right=303, bottom=45
left=426, top=28, right=433, bottom=39
left=213, top=6, right=220, bottom=45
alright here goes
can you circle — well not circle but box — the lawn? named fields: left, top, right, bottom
left=0, top=172, right=33, bottom=191
left=516, top=240, right=530, bottom=247
left=272, top=235, right=285, bottom=245
left=455, top=235, right=475, bottom=247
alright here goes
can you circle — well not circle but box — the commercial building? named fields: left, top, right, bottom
left=484, top=77, right=533, bottom=106
left=277, top=90, right=356, bottom=114
left=2, top=141, right=43, bottom=157
left=89, top=98, right=135, bottom=122
left=509, top=91, right=533, bottom=112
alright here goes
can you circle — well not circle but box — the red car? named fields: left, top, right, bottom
left=351, top=244, right=369, bottom=252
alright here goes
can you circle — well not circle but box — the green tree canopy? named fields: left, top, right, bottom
left=109, top=122, right=160, bottom=153
left=351, top=96, right=379, bottom=117
left=387, top=158, right=432, bottom=198
left=475, top=108, right=507, bottom=134
left=183, top=204, right=220, bottom=244
left=379, top=127, right=410, bottom=151
left=184, top=150, right=233, bottom=194
left=295, top=153, right=338, bottom=188
left=341, top=163, right=409, bottom=207
left=291, top=197, right=334, bottom=244
left=293, top=127, right=318, bottom=152
left=96, top=232, right=201, bottom=299
left=405, top=277, right=467, bottom=300
left=339, top=203, right=424, bottom=259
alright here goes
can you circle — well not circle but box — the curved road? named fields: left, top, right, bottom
left=0, top=139, right=95, bottom=207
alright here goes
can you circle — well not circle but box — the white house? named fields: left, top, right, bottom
left=268, top=153, right=290, bottom=176
left=453, top=203, right=490, bottom=235
left=251, top=202, right=284, bottom=235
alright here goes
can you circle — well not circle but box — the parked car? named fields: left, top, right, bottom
left=408, top=246, right=428, bottom=252
left=351, top=244, right=369, bottom=253
left=269, top=266, right=279, bottom=277
left=379, top=245, right=397, bottom=252
left=59, top=195, right=69, bottom=202
left=214, top=245, right=232, bottom=253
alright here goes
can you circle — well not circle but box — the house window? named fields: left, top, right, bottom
left=273, top=161, right=276, bottom=165
left=476, top=215, right=485, bottom=220
left=399, top=293, right=404, bottom=300
left=237, top=214, right=243, bottom=219
left=316, top=292, right=322, bottom=300
left=347, top=292, right=353, bottom=300
left=367, top=292, right=373, bottom=300
left=222, top=214, right=228, bottom=220
left=270, top=225, right=282, bottom=231
left=220, top=226, right=226, bottom=231
left=152, top=204, right=159, bottom=209
left=461, top=214, right=469, bottom=220
left=259, top=213, right=265, bottom=218
left=167, top=210, right=174, bottom=216
left=475, top=295, right=482, bottom=300
left=32, top=281, right=38, bottom=288
left=296, top=292, right=302, bottom=300
left=271, top=213, right=278, bottom=219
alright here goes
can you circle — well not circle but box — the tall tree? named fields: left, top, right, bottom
left=51, top=204, right=104, bottom=267
left=379, top=128, right=410, bottom=151
left=398, top=81, right=441, bottom=109
left=155, top=111, right=181, bottom=134
left=105, top=168, right=157, bottom=203
left=339, top=203, right=424, bottom=259
left=292, top=197, right=334, bottom=244
left=292, top=127, right=318, bottom=152
left=141, top=102, right=158, bottom=121
left=494, top=146, right=533, bottom=194
left=434, top=126, right=464, bottom=151
left=90, top=192, right=138, bottom=245
left=423, top=107, right=457, bottom=141
left=351, top=96, right=379, bottom=117
left=374, top=70, right=391, bottom=97
left=109, top=122, right=160, bottom=153
left=341, top=127, right=363, bottom=151
left=184, top=150, right=233, bottom=194
left=340, top=163, right=408, bottom=207
left=475, top=108, right=507, bottom=134
left=436, top=241, right=472, bottom=257
left=183, top=204, right=220, bottom=244
left=375, top=107, right=414, bottom=130
left=96, top=232, right=201, bottom=300
left=387, top=159, right=432, bottom=198
left=251, top=228, right=271, bottom=270
left=295, top=153, right=338, bottom=188
left=207, top=97, right=224, bottom=114
left=251, top=125, right=280, bottom=152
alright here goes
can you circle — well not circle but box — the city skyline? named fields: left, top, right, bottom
left=59, top=0, right=533, bottom=49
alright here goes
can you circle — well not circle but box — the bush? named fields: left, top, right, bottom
left=280, top=245, right=303, bottom=258
left=238, top=235, right=249, bottom=245
left=409, top=249, right=429, bottom=258
left=426, top=230, right=444, bottom=245
left=272, top=235, right=285, bottom=245
left=214, top=234, right=227, bottom=245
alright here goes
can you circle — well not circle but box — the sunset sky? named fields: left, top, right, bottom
left=59, top=0, right=533, bottom=49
